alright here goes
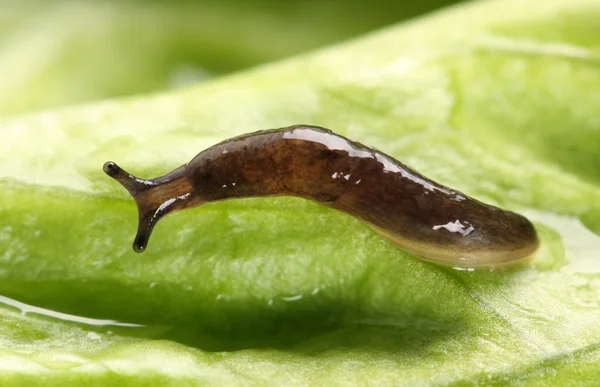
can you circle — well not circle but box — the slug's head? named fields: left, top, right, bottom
left=103, top=161, right=199, bottom=253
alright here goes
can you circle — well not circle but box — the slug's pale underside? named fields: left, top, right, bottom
left=103, top=125, right=539, bottom=267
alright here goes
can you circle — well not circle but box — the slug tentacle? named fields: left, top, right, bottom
left=103, top=161, right=154, bottom=194
left=103, top=125, right=539, bottom=267
left=103, top=161, right=200, bottom=252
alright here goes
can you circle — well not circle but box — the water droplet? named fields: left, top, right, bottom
left=86, top=332, right=102, bottom=340
left=282, top=294, right=303, bottom=302
left=521, top=210, right=600, bottom=272
left=0, top=295, right=142, bottom=327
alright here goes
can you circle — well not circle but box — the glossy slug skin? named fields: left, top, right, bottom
left=103, top=125, right=539, bottom=267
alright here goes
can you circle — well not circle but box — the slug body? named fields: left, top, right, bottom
left=104, top=125, right=538, bottom=267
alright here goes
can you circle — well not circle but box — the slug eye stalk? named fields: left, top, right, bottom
left=103, top=161, right=197, bottom=253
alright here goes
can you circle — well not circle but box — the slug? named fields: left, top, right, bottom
left=103, top=125, right=538, bottom=267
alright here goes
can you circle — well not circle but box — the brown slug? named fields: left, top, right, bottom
left=103, top=125, right=538, bottom=267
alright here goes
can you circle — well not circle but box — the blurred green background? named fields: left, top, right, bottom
left=0, top=0, right=464, bottom=117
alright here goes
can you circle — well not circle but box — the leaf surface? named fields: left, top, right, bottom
left=1, top=0, right=600, bottom=385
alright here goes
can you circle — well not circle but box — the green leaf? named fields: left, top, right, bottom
left=1, top=0, right=600, bottom=385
